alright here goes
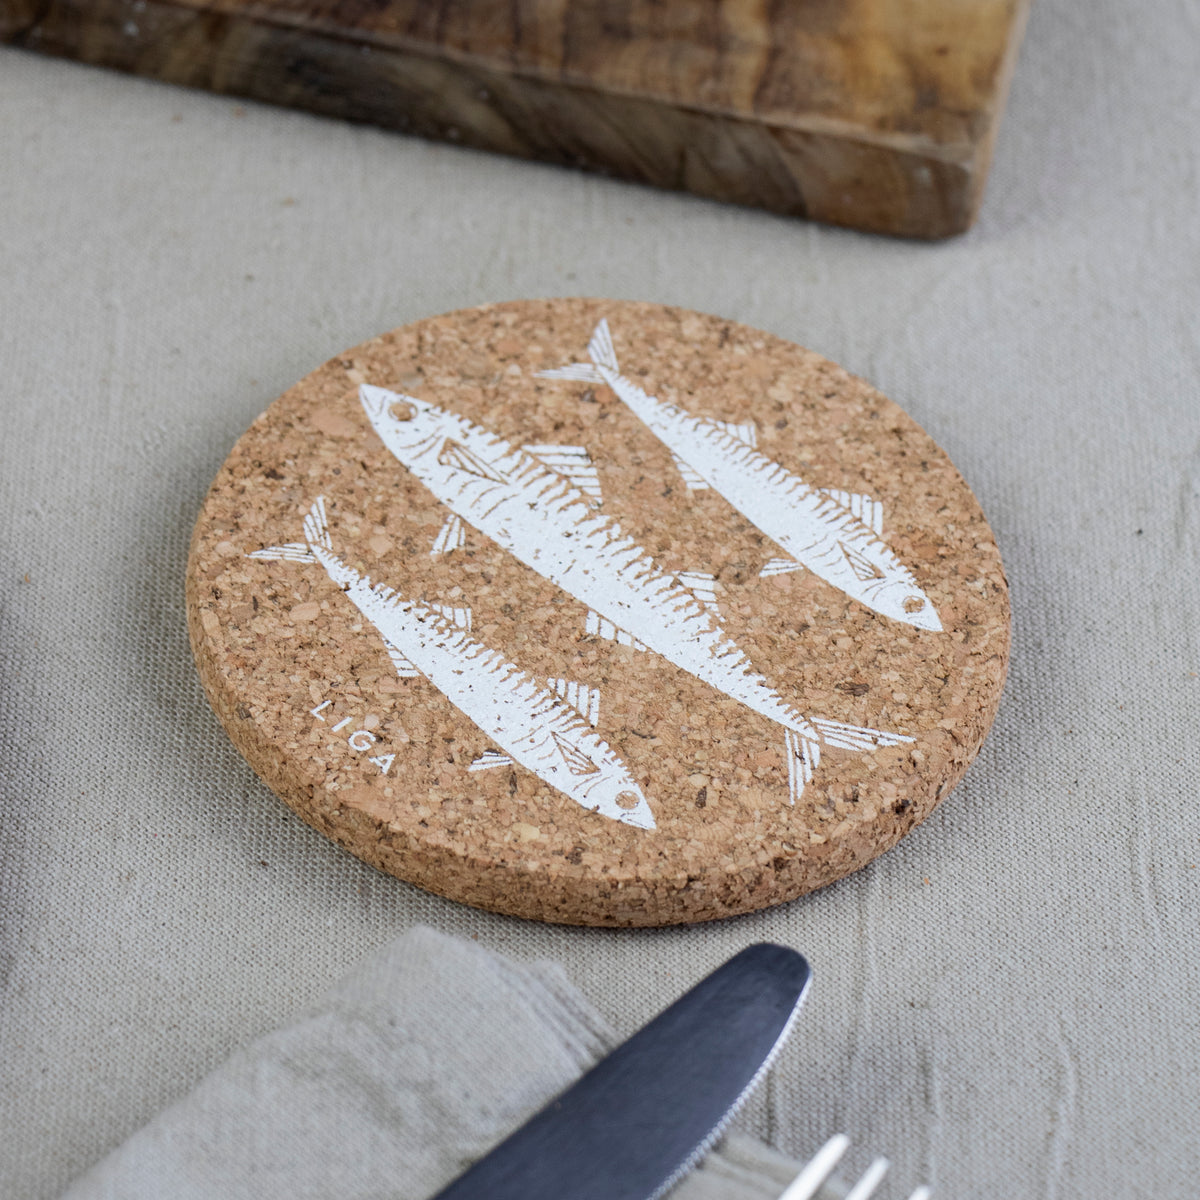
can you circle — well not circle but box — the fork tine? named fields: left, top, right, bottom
left=843, top=1156, right=889, bottom=1200
left=777, top=1133, right=850, bottom=1200
left=905, top=1187, right=934, bottom=1200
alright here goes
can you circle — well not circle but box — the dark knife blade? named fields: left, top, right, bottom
left=431, top=942, right=811, bottom=1200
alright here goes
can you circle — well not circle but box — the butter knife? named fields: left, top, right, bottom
left=431, top=942, right=810, bottom=1200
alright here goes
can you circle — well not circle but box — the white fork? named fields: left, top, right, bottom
left=778, top=1134, right=932, bottom=1200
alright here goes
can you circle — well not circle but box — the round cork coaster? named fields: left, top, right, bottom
left=187, top=300, right=1009, bottom=926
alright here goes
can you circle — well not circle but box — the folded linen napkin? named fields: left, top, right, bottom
left=62, top=926, right=807, bottom=1200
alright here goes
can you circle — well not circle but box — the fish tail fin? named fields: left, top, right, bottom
left=784, top=729, right=820, bottom=804
left=785, top=718, right=911, bottom=802
left=535, top=318, right=619, bottom=386
left=586, top=318, right=619, bottom=374
left=247, top=543, right=316, bottom=564
left=810, top=717, right=914, bottom=753
left=302, top=495, right=333, bottom=552
left=537, top=363, right=605, bottom=384
left=246, top=496, right=332, bottom=565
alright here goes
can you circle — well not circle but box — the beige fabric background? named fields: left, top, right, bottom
left=2, top=2, right=1198, bottom=1195
left=58, top=925, right=815, bottom=1200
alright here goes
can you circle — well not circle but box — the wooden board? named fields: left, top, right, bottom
left=186, top=299, right=1010, bottom=925
left=2, top=0, right=1030, bottom=238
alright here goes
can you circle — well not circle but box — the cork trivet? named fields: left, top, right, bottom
left=187, top=300, right=1010, bottom=927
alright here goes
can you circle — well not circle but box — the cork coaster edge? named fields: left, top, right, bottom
left=185, top=298, right=1011, bottom=927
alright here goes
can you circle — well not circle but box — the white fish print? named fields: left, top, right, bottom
left=249, top=496, right=656, bottom=830
left=359, top=386, right=913, bottom=802
left=540, top=320, right=943, bottom=632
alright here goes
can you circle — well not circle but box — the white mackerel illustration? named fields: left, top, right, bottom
left=250, top=496, right=656, bottom=830
left=541, top=320, right=943, bottom=632
left=359, top=385, right=913, bottom=801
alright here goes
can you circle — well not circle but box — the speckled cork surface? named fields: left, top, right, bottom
left=186, top=299, right=1009, bottom=926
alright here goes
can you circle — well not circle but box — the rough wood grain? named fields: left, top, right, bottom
left=1, top=2, right=1028, bottom=234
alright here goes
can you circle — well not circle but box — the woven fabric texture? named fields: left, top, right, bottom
left=2, top=1, right=1199, bottom=1195
left=59, top=926, right=814, bottom=1200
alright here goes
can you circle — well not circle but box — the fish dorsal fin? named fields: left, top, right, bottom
left=371, top=582, right=398, bottom=603
left=862, top=497, right=884, bottom=535
left=248, top=543, right=315, bottom=563
left=784, top=729, right=820, bottom=804
left=819, top=488, right=884, bottom=534
left=431, top=511, right=467, bottom=555
left=677, top=570, right=720, bottom=614
left=760, top=557, right=804, bottom=578
left=437, top=438, right=506, bottom=483
left=585, top=610, right=648, bottom=651
left=302, top=495, right=332, bottom=550
left=469, top=749, right=514, bottom=772
left=838, top=541, right=884, bottom=582
left=551, top=731, right=601, bottom=776
left=431, top=604, right=473, bottom=630
left=548, top=677, right=602, bottom=726
left=810, top=717, right=914, bottom=752
left=587, top=318, right=620, bottom=373
left=671, top=452, right=710, bottom=491
left=711, top=419, right=758, bottom=448
left=381, top=636, right=422, bottom=679
left=819, top=487, right=853, bottom=511
left=523, top=444, right=603, bottom=505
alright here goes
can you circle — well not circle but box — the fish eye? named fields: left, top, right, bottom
left=615, top=791, right=641, bottom=810
left=902, top=596, right=925, bottom=614
left=388, top=399, right=416, bottom=422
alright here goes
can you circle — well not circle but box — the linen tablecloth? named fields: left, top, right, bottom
left=2, top=2, right=1198, bottom=1194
